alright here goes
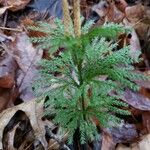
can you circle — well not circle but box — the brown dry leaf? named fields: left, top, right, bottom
left=0, top=31, right=14, bottom=42
left=125, top=4, right=145, bottom=23
left=101, top=132, right=116, bottom=150
left=114, top=0, right=128, bottom=13
left=0, top=0, right=31, bottom=11
left=143, top=7, right=150, bottom=25
left=7, top=123, right=19, bottom=150
left=48, top=139, right=60, bottom=150
left=22, top=18, right=47, bottom=38
left=142, top=112, right=150, bottom=133
left=107, top=1, right=125, bottom=23
left=0, top=54, right=17, bottom=112
left=0, top=6, right=12, bottom=15
left=139, top=134, right=150, bottom=150
left=108, top=123, right=138, bottom=143
left=0, top=88, right=15, bottom=112
left=129, top=29, right=141, bottom=60
left=116, top=144, right=139, bottom=150
left=0, top=99, right=52, bottom=150
left=122, top=90, right=150, bottom=111
left=18, top=131, right=35, bottom=150
left=116, top=134, right=150, bottom=150
left=124, top=5, right=150, bottom=42
left=116, top=23, right=141, bottom=60
left=91, top=1, right=109, bottom=18
left=0, top=54, right=16, bottom=89
left=92, top=0, right=124, bottom=24
left=8, top=32, right=43, bottom=101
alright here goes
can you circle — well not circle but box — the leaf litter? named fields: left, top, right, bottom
left=0, top=0, right=150, bottom=149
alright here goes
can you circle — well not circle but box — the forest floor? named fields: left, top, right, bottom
left=0, top=0, right=150, bottom=149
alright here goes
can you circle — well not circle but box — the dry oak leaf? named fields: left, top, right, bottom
left=142, top=112, right=150, bottom=133
left=0, top=99, right=51, bottom=150
left=8, top=32, right=43, bottom=102
left=0, top=55, right=16, bottom=89
left=139, top=134, right=150, bottom=150
left=92, top=0, right=125, bottom=23
left=125, top=4, right=145, bottom=22
left=116, top=134, right=150, bottom=150
left=123, top=90, right=150, bottom=111
left=114, top=0, right=128, bottom=13
left=0, top=0, right=31, bottom=11
left=106, top=1, right=125, bottom=23
left=0, top=6, right=12, bottom=15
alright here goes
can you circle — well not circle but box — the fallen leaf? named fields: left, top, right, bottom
left=129, top=29, right=141, bottom=60
left=27, top=0, right=63, bottom=19
left=0, top=54, right=16, bottom=88
left=122, top=89, right=150, bottom=111
left=17, top=131, right=34, bottom=150
left=108, top=123, right=138, bottom=143
left=143, top=7, right=150, bottom=25
left=101, top=132, right=116, bottom=150
left=9, top=32, right=43, bottom=101
left=7, top=123, right=19, bottom=150
left=107, top=1, right=125, bottom=23
left=142, top=112, right=150, bottom=133
left=0, top=88, right=13, bottom=112
left=114, top=0, right=128, bottom=13
left=116, top=143, right=139, bottom=150
left=0, top=6, right=12, bottom=15
left=116, top=134, right=150, bottom=150
left=48, top=139, right=60, bottom=150
left=0, top=31, right=14, bottom=42
left=0, top=99, right=51, bottom=150
left=125, top=4, right=145, bottom=22
left=123, top=18, right=143, bottom=60
left=92, top=1, right=109, bottom=18
left=0, top=0, right=31, bottom=12
left=139, top=134, right=150, bottom=150
left=0, top=54, right=17, bottom=112
left=92, top=0, right=125, bottom=24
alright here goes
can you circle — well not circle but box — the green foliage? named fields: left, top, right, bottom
left=28, top=18, right=148, bottom=144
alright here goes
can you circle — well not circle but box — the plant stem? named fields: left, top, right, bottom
left=73, top=128, right=88, bottom=150
left=73, top=0, right=81, bottom=37
left=62, top=0, right=72, bottom=35
left=78, top=61, right=86, bottom=121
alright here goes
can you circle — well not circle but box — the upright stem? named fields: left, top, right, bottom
left=73, top=0, right=81, bottom=37
left=62, top=0, right=71, bottom=35
left=78, top=63, right=86, bottom=120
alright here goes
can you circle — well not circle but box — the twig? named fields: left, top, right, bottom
left=3, top=10, right=8, bottom=27
left=0, top=26, right=22, bottom=32
left=46, top=126, right=70, bottom=150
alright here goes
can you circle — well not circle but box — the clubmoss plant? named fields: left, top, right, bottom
left=28, top=0, right=148, bottom=145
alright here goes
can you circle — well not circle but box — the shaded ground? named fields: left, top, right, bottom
left=0, top=0, right=150, bottom=149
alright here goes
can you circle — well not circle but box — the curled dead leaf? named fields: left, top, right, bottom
left=0, top=55, right=16, bottom=88
left=0, top=6, right=12, bottom=15
left=114, top=0, right=128, bottom=13
left=125, top=4, right=145, bottom=22
left=8, top=32, right=43, bottom=101
left=142, top=112, right=150, bottom=133
left=0, top=99, right=49, bottom=149
left=101, top=132, right=116, bottom=150
left=123, top=90, right=150, bottom=111
left=0, top=0, right=31, bottom=12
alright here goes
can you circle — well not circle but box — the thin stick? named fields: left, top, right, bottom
left=3, top=10, right=8, bottom=27
left=0, top=26, right=22, bottom=32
